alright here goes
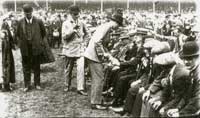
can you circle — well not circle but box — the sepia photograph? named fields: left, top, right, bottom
left=0, top=0, right=200, bottom=117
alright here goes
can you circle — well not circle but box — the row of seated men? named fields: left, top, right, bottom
left=101, top=31, right=200, bottom=117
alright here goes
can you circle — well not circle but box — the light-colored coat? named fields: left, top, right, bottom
left=84, top=21, right=117, bottom=62
left=61, top=15, right=87, bottom=57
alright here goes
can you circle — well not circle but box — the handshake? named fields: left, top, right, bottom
left=104, top=53, right=120, bottom=70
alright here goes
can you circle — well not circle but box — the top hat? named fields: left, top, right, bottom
left=179, top=41, right=199, bottom=58
left=22, top=4, right=33, bottom=14
left=69, top=5, right=80, bottom=14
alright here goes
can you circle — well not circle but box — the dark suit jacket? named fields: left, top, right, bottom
left=179, top=65, right=200, bottom=116
left=148, top=66, right=172, bottom=94
left=16, top=16, right=46, bottom=56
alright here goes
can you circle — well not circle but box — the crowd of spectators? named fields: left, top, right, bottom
left=0, top=5, right=200, bottom=117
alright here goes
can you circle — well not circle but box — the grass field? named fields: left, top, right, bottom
left=0, top=49, right=120, bottom=117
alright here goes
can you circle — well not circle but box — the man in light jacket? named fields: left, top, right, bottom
left=84, top=10, right=123, bottom=110
left=61, top=5, right=88, bottom=96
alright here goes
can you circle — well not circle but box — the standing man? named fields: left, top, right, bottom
left=84, top=10, right=123, bottom=110
left=61, top=5, right=88, bottom=96
left=16, top=4, right=46, bottom=92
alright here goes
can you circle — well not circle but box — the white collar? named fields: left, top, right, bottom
left=26, top=17, right=33, bottom=24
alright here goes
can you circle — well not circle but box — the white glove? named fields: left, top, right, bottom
left=152, top=101, right=162, bottom=110
left=159, top=107, right=165, bottom=116
left=167, top=109, right=179, bottom=117
left=110, top=57, right=120, bottom=66
left=130, top=79, right=141, bottom=88
left=142, top=90, right=151, bottom=102
left=0, top=31, right=5, bottom=39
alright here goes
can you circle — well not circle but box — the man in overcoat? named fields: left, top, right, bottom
left=16, top=4, right=46, bottom=92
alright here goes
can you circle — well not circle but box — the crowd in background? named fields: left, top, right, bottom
left=0, top=4, right=200, bottom=117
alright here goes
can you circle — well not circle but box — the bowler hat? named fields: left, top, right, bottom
left=179, top=41, right=199, bottom=58
left=22, top=4, right=33, bottom=14
left=111, top=12, right=123, bottom=26
left=69, top=5, right=80, bottom=14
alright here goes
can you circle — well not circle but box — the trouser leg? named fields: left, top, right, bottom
left=22, top=56, right=31, bottom=88
left=88, top=59, right=104, bottom=105
left=64, top=57, right=75, bottom=87
left=124, top=86, right=140, bottom=113
left=131, top=89, right=146, bottom=117
left=76, top=56, right=85, bottom=91
left=33, top=55, right=41, bottom=86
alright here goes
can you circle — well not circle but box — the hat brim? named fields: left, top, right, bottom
left=110, top=18, right=123, bottom=26
left=24, top=12, right=32, bottom=14
left=179, top=51, right=199, bottom=58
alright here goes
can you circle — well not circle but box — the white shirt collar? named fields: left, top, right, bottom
left=26, top=17, right=33, bottom=24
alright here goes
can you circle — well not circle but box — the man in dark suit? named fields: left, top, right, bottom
left=16, top=4, right=46, bottom=92
left=166, top=41, right=200, bottom=117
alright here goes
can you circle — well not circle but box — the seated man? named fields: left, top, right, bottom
left=144, top=41, right=200, bottom=117
left=109, top=40, right=148, bottom=108
left=140, top=52, right=177, bottom=117
left=162, top=41, right=200, bottom=117
left=158, top=65, right=190, bottom=117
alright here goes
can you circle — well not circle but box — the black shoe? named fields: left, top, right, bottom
left=91, top=104, right=107, bottom=110
left=77, top=90, right=88, bottom=96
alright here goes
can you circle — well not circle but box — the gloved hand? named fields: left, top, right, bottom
left=142, top=90, right=151, bottom=102
left=110, top=57, right=120, bottom=66
left=152, top=100, right=162, bottom=110
left=167, top=109, right=179, bottom=117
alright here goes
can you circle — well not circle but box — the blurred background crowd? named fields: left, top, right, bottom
left=0, top=0, right=200, bottom=117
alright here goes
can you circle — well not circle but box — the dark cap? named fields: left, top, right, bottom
left=23, top=4, right=33, bottom=14
left=179, top=41, right=199, bottom=58
left=111, top=12, right=123, bottom=26
left=69, top=5, right=80, bottom=14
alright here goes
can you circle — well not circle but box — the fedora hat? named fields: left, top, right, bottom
left=22, top=4, right=33, bottom=14
left=111, top=12, right=123, bottom=26
left=179, top=41, right=199, bottom=58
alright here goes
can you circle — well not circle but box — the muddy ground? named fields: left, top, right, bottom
left=0, top=49, right=120, bottom=117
